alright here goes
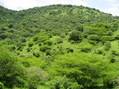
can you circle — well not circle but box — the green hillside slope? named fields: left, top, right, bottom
left=0, top=4, right=119, bottom=89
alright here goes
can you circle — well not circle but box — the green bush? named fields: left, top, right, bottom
left=44, top=40, right=53, bottom=46
left=57, top=38, right=63, bottom=43
left=69, top=30, right=82, bottom=41
left=88, top=35, right=100, bottom=44
left=33, top=36, right=39, bottom=41
left=107, top=30, right=113, bottom=36
left=95, top=48, right=104, bottom=54
left=0, top=82, right=4, bottom=89
left=88, top=35, right=100, bottom=41
left=20, top=38, right=27, bottom=42
left=40, top=45, right=51, bottom=52
left=28, top=42, right=34, bottom=47
left=83, top=30, right=90, bottom=38
left=101, top=36, right=115, bottom=41
left=33, top=33, right=49, bottom=43
left=60, top=33, right=66, bottom=38
left=27, top=47, right=32, bottom=52
left=83, top=30, right=90, bottom=34
left=104, top=41, right=111, bottom=50
left=33, top=51, right=40, bottom=57
left=48, top=76, right=83, bottom=89
left=111, top=50, right=119, bottom=56
left=66, top=48, right=74, bottom=53
left=0, top=33, right=7, bottom=40
left=115, top=35, right=119, bottom=40
left=25, top=66, right=47, bottom=89
left=48, top=76, right=70, bottom=89
left=75, top=26, right=84, bottom=32
left=88, top=40, right=98, bottom=45
left=17, top=46, right=23, bottom=51
left=0, top=47, right=25, bottom=88
left=46, top=50, right=51, bottom=56
left=8, top=45, right=16, bottom=51
left=80, top=47, right=91, bottom=53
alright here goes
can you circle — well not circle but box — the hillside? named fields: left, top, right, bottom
left=0, top=6, right=16, bottom=24
left=0, top=4, right=119, bottom=44
left=0, top=4, right=119, bottom=89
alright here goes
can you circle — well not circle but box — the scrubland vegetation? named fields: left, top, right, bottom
left=0, top=4, right=119, bottom=89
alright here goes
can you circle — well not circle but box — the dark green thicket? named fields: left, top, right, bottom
left=0, top=47, right=24, bottom=88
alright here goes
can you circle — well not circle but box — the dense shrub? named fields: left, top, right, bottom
left=57, top=38, right=63, bottom=43
left=28, top=42, right=34, bottom=47
left=44, top=40, right=53, bottom=46
left=95, top=48, right=104, bottom=54
left=115, top=35, right=119, bottom=40
left=33, top=51, right=40, bottom=57
left=0, top=34, right=7, bottom=40
left=111, top=50, right=119, bottom=56
left=69, top=30, right=82, bottom=41
left=20, top=38, right=27, bottom=42
left=104, top=41, right=111, bottom=50
left=17, top=46, right=23, bottom=51
left=66, top=48, right=74, bottom=53
left=83, top=30, right=90, bottom=34
left=40, top=45, right=51, bottom=52
left=0, top=82, right=4, bottom=89
left=80, top=47, right=91, bottom=53
left=27, top=47, right=32, bottom=52
left=107, top=30, right=113, bottom=36
left=33, top=33, right=49, bottom=43
left=46, top=50, right=51, bottom=56
left=25, top=66, right=47, bottom=89
left=60, top=33, right=66, bottom=38
left=83, top=30, right=90, bottom=38
left=101, top=36, right=115, bottom=41
left=58, top=46, right=65, bottom=54
left=88, top=35, right=100, bottom=41
left=75, top=26, right=84, bottom=32
left=0, top=48, right=24, bottom=88
left=48, top=76, right=82, bottom=89
left=88, top=40, right=98, bottom=45
left=8, top=45, right=16, bottom=51
left=33, top=36, right=39, bottom=41
left=48, top=53, right=118, bottom=88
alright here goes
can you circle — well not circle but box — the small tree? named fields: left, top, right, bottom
left=28, top=41, right=34, bottom=47
left=40, top=45, right=51, bottom=52
left=75, top=26, right=84, bottom=32
left=104, top=41, right=111, bottom=50
left=44, top=40, right=53, bottom=46
left=0, top=47, right=24, bottom=88
left=69, top=30, right=82, bottom=41
left=25, top=66, right=47, bottom=89
left=88, top=35, right=100, bottom=41
left=33, top=51, right=40, bottom=58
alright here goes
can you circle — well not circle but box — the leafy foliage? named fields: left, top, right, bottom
left=48, top=53, right=118, bottom=88
left=0, top=4, right=119, bottom=89
left=0, top=47, right=24, bottom=88
left=69, top=30, right=82, bottom=41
